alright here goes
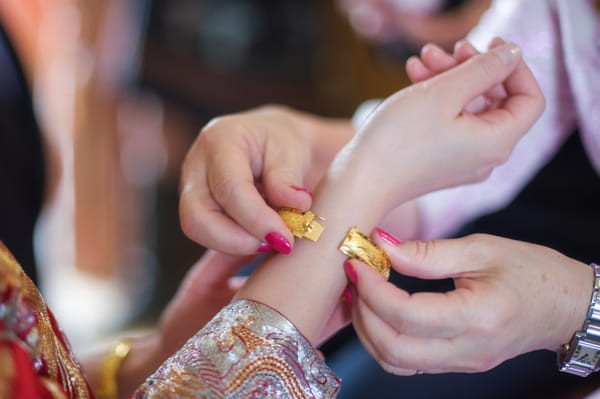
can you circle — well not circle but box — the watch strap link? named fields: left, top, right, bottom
left=559, top=262, right=600, bottom=377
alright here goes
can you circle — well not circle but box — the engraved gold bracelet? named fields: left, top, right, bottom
left=277, top=207, right=325, bottom=241
left=339, top=227, right=391, bottom=280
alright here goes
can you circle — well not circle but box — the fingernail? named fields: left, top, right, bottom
left=376, top=228, right=402, bottom=246
left=494, top=42, right=521, bottom=65
left=290, top=185, right=314, bottom=200
left=453, top=39, right=467, bottom=54
left=489, top=37, right=505, bottom=48
left=265, top=232, right=292, bottom=254
left=343, top=286, right=353, bottom=306
left=257, top=243, right=274, bottom=253
left=344, top=261, right=358, bottom=285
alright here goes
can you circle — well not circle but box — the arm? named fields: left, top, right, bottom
left=235, top=40, right=543, bottom=343
left=134, top=41, right=542, bottom=396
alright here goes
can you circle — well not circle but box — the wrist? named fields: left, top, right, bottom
left=116, top=333, right=164, bottom=398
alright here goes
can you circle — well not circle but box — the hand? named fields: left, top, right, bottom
left=406, top=38, right=509, bottom=114
left=335, top=40, right=544, bottom=211
left=179, top=105, right=353, bottom=255
left=346, top=232, right=593, bottom=375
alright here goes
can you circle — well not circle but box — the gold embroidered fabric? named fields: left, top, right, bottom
left=0, top=243, right=93, bottom=399
left=133, top=300, right=341, bottom=398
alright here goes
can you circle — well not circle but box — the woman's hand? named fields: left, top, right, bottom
left=179, top=105, right=353, bottom=255
left=346, top=232, right=593, bottom=375
left=338, top=40, right=544, bottom=211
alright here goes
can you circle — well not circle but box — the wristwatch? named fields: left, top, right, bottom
left=558, top=263, right=600, bottom=377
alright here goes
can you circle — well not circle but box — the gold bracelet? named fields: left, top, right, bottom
left=339, top=227, right=391, bottom=280
left=96, top=339, right=132, bottom=399
left=277, top=207, right=325, bottom=241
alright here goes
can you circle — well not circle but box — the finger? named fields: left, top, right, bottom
left=429, top=42, right=523, bottom=116
left=348, top=258, right=469, bottom=338
left=479, top=38, right=509, bottom=100
left=262, top=139, right=313, bottom=211
left=353, top=304, right=470, bottom=373
left=180, top=163, right=266, bottom=254
left=406, top=56, right=434, bottom=83
left=420, top=43, right=458, bottom=74
left=453, top=39, right=479, bottom=63
left=207, top=144, right=295, bottom=254
left=476, top=51, right=544, bottom=141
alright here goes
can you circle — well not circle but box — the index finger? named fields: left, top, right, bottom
left=180, top=146, right=270, bottom=254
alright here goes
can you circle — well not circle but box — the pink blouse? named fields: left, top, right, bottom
left=417, top=0, right=600, bottom=239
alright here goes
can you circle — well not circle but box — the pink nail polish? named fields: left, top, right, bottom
left=376, top=228, right=402, bottom=246
left=265, top=232, right=292, bottom=254
left=344, top=261, right=358, bottom=285
left=343, top=286, right=353, bottom=306
left=257, top=243, right=274, bottom=253
left=290, top=185, right=314, bottom=200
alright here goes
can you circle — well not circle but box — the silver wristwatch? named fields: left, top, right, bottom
left=558, top=263, right=600, bottom=377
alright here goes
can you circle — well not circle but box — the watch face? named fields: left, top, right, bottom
left=573, top=343, right=600, bottom=367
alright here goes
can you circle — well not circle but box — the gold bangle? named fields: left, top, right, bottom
left=277, top=207, right=325, bottom=242
left=339, top=227, right=391, bottom=280
left=96, top=339, right=132, bottom=399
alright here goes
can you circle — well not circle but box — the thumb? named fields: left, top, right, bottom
left=262, top=146, right=313, bottom=211
left=431, top=42, right=522, bottom=115
left=373, top=235, right=483, bottom=280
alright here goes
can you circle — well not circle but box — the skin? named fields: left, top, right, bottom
left=233, top=41, right=544, bottom=346
left=84, top=40, right=543, bottom=398
left=346, top=40, right=592, bottom=376
left=348, top=233, right=592, bottom=375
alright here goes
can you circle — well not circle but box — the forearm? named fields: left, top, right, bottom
left=235, top=161, right=413, bottom=343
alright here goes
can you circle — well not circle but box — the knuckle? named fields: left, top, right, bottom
left=210, top=175, right=239, bottom=204
left=461, top=234, right=496, bottom=264
left=413, top=239, right=437, bottom=262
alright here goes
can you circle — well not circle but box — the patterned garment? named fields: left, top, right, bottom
left=0, top=242, right=340, bottom=398
left=0, top=243, right=93, bottom=399
left=134, top=300, right=341, bottom=399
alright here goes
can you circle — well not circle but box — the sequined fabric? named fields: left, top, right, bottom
left=134, top=300, right=341, bottom=398
left=0, top=243, right=93, bottom=399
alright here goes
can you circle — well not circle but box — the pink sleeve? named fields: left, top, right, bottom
left=418, top=0, right=577, bottom=239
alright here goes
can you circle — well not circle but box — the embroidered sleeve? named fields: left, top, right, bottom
left=133, top=299, right=341, bottom=398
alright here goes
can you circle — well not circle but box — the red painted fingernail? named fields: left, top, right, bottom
left=290, top=185, right=314, bottom=200
left=376, top=228, right=402, bottom=246
left=344, top=261, right=358, bottom=285
left=257, top=243, right=274, bottom=253
left=265, top=232, right=292, bottom=254
left=343, top=286, right=353, bottom=306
